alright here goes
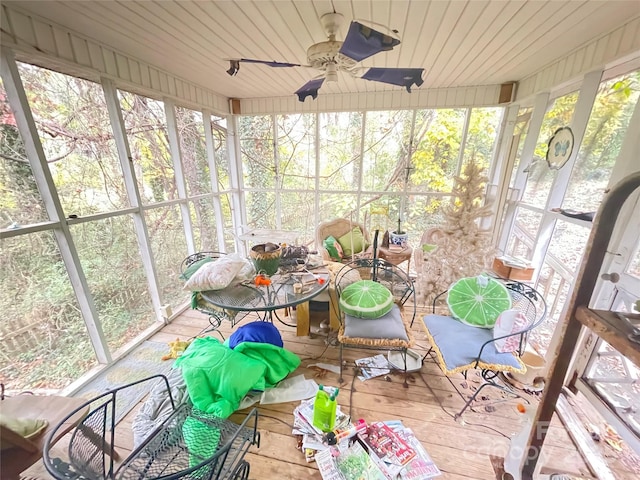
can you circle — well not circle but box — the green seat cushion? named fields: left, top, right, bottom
left=447, top=275, right=512, bottom=328
left=337, top=227, right=368, bottom=257
left=339, top=280, right=394, bottom=319
left=323, top=235, right=344, bottom=261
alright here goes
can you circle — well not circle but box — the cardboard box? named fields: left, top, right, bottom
left=492, top=257, right=534, bottom=281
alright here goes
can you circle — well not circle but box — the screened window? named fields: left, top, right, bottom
left=119, top=91, right=175, bottom=204
left=408, top=108, right=466, bottom=193
left=239, top=115, right=275, bottom=189
left=0, top=77, right=48, bottom=226
left=176, top=107, right=210, bottom=197
left=18, top=63, right=127, bottom=216
left=318, top=112, right=363, bottom=191
left=278, top=114, right=315, bottom=191
left=521, top=91, right=579, bottom=206
left=563, top=72, right=640, bottom=212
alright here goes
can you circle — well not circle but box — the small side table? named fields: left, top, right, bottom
left=378, top=244, right=413, bottom=271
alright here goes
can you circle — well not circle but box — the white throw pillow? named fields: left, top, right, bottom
left=183, top=256, right=246, bottom=291
left=493, top=309, right=528, bottom=353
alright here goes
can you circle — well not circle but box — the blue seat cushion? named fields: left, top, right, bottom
left=339, top=304, right=413, bottom=348
left=421, top=314, right=525, bottom=375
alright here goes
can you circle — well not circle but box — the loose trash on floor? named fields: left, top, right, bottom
left=291, top=385, right=441, bottom=479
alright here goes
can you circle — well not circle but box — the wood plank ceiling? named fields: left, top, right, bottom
left=5, top=0, right=640, bottom=102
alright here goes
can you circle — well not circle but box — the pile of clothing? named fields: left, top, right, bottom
left=132, top=321, right=299, bottom=447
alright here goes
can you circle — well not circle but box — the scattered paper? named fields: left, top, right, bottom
left=261, top=374, right=318, bottom=404
left=355, top=354, right=391, bottom=381
left=308, top=363, right=342, bottom=375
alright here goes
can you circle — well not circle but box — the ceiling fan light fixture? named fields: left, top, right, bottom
left=227, top=60, right=240, bottom=76
left=325, top=63, right=338, bottom=83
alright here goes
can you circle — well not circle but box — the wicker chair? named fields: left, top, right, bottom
left=315, top=218, right=373, bottom=263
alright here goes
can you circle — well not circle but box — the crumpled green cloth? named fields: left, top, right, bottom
left=174, top=336, right=300, bottom=418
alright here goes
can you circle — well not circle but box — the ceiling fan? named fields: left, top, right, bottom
left=226, top=11, right=425, bottom=102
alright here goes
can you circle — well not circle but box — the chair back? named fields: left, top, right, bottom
left=181, top=251, right=226, bottom=275
left=315, top=218, right=370, bottom=259
left=335, top=257, right=416, bottom=325
left=502, top=280, right=547, bottom=356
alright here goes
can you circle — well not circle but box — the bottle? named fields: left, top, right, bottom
left=312, top=385, right=339, bottom=432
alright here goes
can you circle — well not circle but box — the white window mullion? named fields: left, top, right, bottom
left=102, top=78, right=164, bottom=322
left=314, top=112, right=321, bottom=234
left=498, top=92, right=550, bottom=253
left=202, top=109, right=227, bottom=252
left=1, top=47, right=111, bottom=363
left=487, top=105, right=518, bottom=241
left=227, top=115, right=246, bottom=253
left=164, top=99, right=195, bottom=254
left=355, top=111, right=367, bottom=224
left=455, top=107, right=472, bottom=176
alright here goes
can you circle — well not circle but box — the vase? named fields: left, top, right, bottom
left=389, top=231, right=408, bottom=246
left=250, top=243, right=281, bottom=275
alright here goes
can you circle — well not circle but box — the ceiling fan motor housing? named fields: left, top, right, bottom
left=306, top=41, right=357, bottom=72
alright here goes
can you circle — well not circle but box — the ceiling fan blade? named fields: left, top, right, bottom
left=359, top=68, right=425, bottom=92
left=238, top=58, right=303, bottom=68
left=295, top=78, right=325, bottom=102
left=339, top=21, right=401, bottom=62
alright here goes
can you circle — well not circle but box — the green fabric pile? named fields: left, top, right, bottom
left=174, top=336, right=300, bottom=418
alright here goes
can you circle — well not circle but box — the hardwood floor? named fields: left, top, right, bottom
left=22, top=306, right=638, bottom=480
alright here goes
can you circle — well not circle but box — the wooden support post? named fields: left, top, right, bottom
left=296, top=302, right=310, bottom=336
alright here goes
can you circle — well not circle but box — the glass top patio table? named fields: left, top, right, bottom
left=199, top=271, right=330, bottom=323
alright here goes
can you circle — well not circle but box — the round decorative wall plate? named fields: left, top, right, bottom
left=545, top=126, right=574, bottom=170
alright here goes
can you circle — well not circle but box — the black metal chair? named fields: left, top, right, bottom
left=334, top=232, right=416, bottom=388
left=419, top=277, right=547, bottom=418
left=43, top=375, right=260, bottom=480
left=180, top=252, right=246, bottom=338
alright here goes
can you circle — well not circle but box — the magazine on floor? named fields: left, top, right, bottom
left=354, top=354, right=391, bottom=381
left=384, top=421, right=441, bottom=479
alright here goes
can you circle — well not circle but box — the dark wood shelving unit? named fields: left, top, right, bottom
left=575, top=307, right=640, bottom=366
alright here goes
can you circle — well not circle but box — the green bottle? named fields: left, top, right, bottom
left=312, top=385, right=339, bottom=432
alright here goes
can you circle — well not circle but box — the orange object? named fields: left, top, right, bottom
left=254, top=274, right=271, bottom=286
left=318, top=277, right=326, bottom=285
left=517, top=403, right=526, bottom=413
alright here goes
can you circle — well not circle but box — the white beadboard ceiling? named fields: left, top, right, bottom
left=5, top=0, right=640, bottom=102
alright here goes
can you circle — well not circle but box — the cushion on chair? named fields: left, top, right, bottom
left=339, top=280, right=394, bottom=319
left=0, top=414, right=48, bottom=449
left=421, top=314, right=525, bottom=375
left=181, top=256, right=214, bottom=280
left=323, top=236, right=344, bottom=261
left=183, top=256, right=246, bottom=292
left=337, top=227, right=368, bottom=257
left=447, top=275, right=512, bottom=328
left=493, top=309, right=529, bottom=353
left=342, top=304, right=408, bottom=342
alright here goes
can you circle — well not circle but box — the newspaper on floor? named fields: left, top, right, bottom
left=316, top=443, right=387, bottom=480
left=355, top=354, right=391, bottom=381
